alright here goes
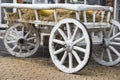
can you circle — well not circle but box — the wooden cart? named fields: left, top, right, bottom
left=1, top=1, right=120, bottom=73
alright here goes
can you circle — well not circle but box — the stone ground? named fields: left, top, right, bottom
left=0, top=57, right=119, bottom=80
left=0, top=30, right=120, bottom=80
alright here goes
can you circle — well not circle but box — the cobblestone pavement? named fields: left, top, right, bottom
left=0, top=32, right=120, bottom=80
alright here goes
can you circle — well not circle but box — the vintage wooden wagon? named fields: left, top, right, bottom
left=1, top=0, right=120, bottom=73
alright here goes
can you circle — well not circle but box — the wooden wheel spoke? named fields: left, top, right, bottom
left=72, top=50, right=81, bottom=64
left=54, top=48, right=65, bottom=55
left=19, top=45, right=22, bottom=53
left=7, top=40, right=17, bottom=44
left=110, top=41, right=120, bottom=46
left=73, top=36, right=85, bottom=45
left=9, top=34, right=17, bottom=39
left=110, top=32, right=120, bottom=40
left=92, top=21, right=120, bottom=66
left=114, top=37, right=120, bottom=41
left=108, top=26, right=113, bottom=37
left=25, top=30, right=31, bottom=38
left=106, top=48, right=113, bottom=62
left=53, top=39, right=65, bottom=45
left=26, top=48, right=30, bottom=52
left=11, top=44, right=18, bottom=51
left=113, top=27, right=117, bottom=36
left=22, top=26, right=25, bottom=37
left=57, top=28, right=67, bottom=41
left=66, top=23, right=71, bottom=39
left=13, top=28, right=19, bottom=37
left=100, top=50, right=104, bottom=60
left=27, top=37, right=36, bottom=41
left=73, top=46, right=86, bottom=53
left=69, top=52, right=73, bottom=69
left=27, top=42, right=35, bottom=47
left=60, top=51, right=67, bottom=64
left=71, top=27, right=78, bottom=41
left=109, top=26, right=119, bottom=37
left=109, top=46, right=120, bottom=57
left=24, top=46, right=30, bottom=52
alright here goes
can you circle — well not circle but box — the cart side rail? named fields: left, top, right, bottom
left=1, top=3, right=113, bottom=11
left=1, top=3, right=113, bottom=27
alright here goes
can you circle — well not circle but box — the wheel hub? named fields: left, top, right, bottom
left=65, top=40, right=74, bottom=52
left=18, top=38, right=26, bottom=45
left=103, top=38, right=110, bottom=47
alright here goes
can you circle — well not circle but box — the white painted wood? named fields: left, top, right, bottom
left=1, top=3, right=113, bottom=30
left=1, top=0, right=118, bottom=69
left=13, top=0, right=17, bottom=12
left=34, top=9, right=39, bottom=20
left=40, top=33, right=50, bottom=45
left=32, top=0, right=35, bottom=4
left=110, top=19, right=120, bottom=30
left=75, top=11, right=80, bottom=20
left=84, top=0, right=87, bottom=4
left=54, top=9, right=57, bottom=22
left=3, top=8, right=7, bottom=20
left=49, top=18, right=91, bottom=73
left=3, top=8, right=9, bottom=25
left=45, top=0, right=48, bottom=4
left=92, top=19, right=120, bottom=66
left=1, top=0, right=120, bottom=73
left=4, top=23, right=40, bottom=57
left=83, top=11, right=87, bottom=22
left=107, top=11, right=111, bottom=23
left=93, top=11, right=97, bottom=23
left=18, top=9, right=22, bottom=19
left=65, top=0, right=67, bottom=3
left=1, top=3, right=113, bottom=12
left=114, top=0, right=117, bottom=20
left=0, top=24, right=8, bottom=28
left=101, top=11, right=105, bottom=22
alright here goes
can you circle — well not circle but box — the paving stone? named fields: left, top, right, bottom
left=0, top=57, right=119, bottom=80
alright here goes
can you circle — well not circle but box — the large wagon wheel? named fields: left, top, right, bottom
left=93, top=19, right=120, bottom=66
left=49, top=18, right=92, bottom=73
left=4, top=23, right=40, bottom=57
